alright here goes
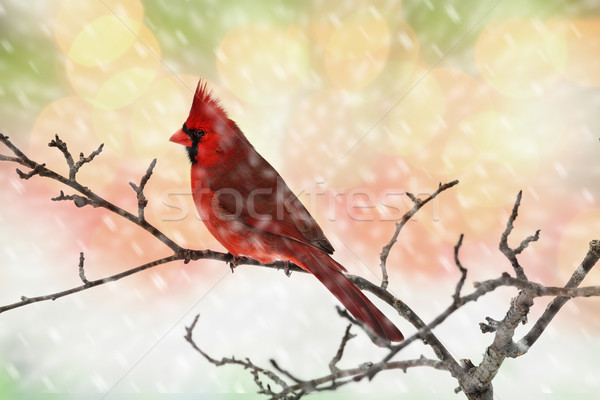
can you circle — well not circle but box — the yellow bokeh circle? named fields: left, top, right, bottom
left=420, top=111, right=500, bottom=177
left=476, top=19, right=567, bottom=98
left=54, top=0, right=144, bottom=63
left=418, top=189, right=501, bottom=245
left=65, top=20, right=160, bottom=110
left=68, top=16, right=141, bottom=67
left=556, top=18, right=600, bottom=87
left=495, top=97, right=567, bottom=161
left=217, top=26, right=310, bottom=104
left=457, top=155, right=538, bottom=209
left=91, top=104, right=132, bottom=157
left=309, top=1, right=403, bottom=48
left=360, top=66, right=445, bottom=157
left=405, top=68, right=496, bottom=176
left=324, top=8, right=391, bottom=90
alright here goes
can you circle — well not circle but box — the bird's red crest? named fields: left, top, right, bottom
left=185, top=80, right=229, bottom=129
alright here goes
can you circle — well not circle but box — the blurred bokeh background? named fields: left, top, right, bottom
left=1, top=0, right=600, bottom=398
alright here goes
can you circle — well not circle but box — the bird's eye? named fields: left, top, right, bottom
left=182, top=123, right=206, bottom=141
left=193, top=129, right=206, bottom=138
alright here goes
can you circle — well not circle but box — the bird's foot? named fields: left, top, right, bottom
left=283, top=260, right=292, bottom=277
left=228, top=254, right=241, bottom=273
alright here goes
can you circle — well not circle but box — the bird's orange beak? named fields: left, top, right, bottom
left=169, top=128, right=193, bottom=147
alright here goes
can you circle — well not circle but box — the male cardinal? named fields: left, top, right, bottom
left=170, top=80, right=403, bottom=343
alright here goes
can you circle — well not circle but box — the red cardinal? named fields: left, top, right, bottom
left=170, top=80, right=403, bottom=343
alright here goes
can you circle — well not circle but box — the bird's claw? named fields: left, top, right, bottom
left=283, top=261, right=292, bottom=277
left=228, top=255, right=241, bottom=273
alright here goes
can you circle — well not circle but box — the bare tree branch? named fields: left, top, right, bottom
left=186, top=313, right=447, bottom=400
left=0, top=247, right=306, bottom=314
left=3, top=133, right=600, bottom=400
left=460, top=194, right=599, bottom=399
left=460, top=192, right=540, bottom=398
left=184, top=314, right=289, bottom=396
left=473, top=272, right=600, bottom=299
left=462, top=290, right=534, bottom=398
left=0, top=255, right=179, bottom=313
left=347, top=274, right=465, bottom=381
left=1, top=133, right=179, bottom=251
left=517, top=239, right=600, bottom=351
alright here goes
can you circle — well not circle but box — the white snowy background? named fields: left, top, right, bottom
left=1, top=0, right=600, bottom=399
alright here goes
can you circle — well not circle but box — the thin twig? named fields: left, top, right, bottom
left=52, top=190, right=101, bottom=208
left=336, top=306, right=392, bottom=348
left=270, top=360, right=311, bottom=388
left=0, top=248, right=306, bottom=314
left=453, top=234, right=467, bottom=303
left=1, top=134, right=180, bottom=251
left=379, top=180, right=459, bottom=289
left=73, top=143, right=104, bottom=179
left=329, top=324, right=355, bottom=374
left=48, top=134, right=75, bottom=178
left=499, top=191, right=538, bottom=280
left=78, top=252, right=90, bottom=285
left=47, top=135, right=104, bottom=180
left=479, top=317, right=501, bottom=334
left=129, top=158, right=157, bottom=221
left=268, top=356, right=446, bottom=399
left=16, top=163, right=46, bottom=180
left=514, top=230, right=540, bottom=255
left=184, top=314, right=289, bottom=395
left=0, top=255, right=179, bottom=313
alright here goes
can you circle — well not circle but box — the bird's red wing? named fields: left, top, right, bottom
left=211, top=156, right=334, bottom=255
left=245, top=179, right=335, bottom=255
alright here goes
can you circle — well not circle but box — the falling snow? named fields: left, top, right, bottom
left=0, top=0, right=599, bottom=399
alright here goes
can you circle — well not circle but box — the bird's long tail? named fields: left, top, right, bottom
left=290, top=245, right=404, bottom=343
